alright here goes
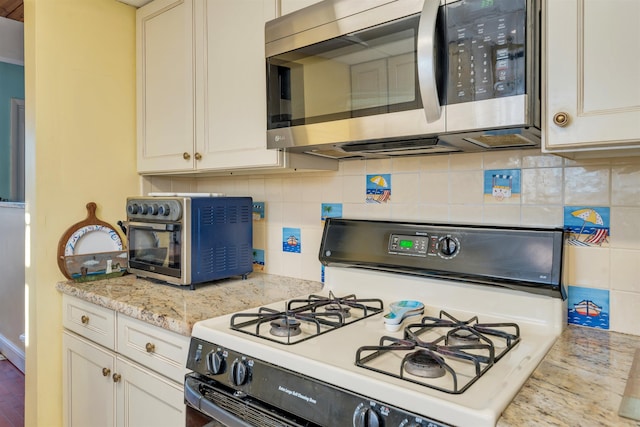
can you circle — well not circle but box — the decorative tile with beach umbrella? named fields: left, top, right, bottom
left=366, top=174, right=391, bottom=203
left=564, top=206, right=610, bottom=246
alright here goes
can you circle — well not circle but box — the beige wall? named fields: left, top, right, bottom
left=24, top=0, right=139, bottom=425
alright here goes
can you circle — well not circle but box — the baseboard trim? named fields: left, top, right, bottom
left=0, top=333, right=25, bottom=373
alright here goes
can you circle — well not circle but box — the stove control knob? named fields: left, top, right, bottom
left=353, top=406, right=382, bottom=427
left=206, top=350, right=226, bottom=375
left=230, top=358, right=250, bottom=386
left=438, top=236, right=459, bottom=258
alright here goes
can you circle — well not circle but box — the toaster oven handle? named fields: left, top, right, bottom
left=417, top=0, right=442, bottom=123
left=185, top=376, right=254, bottom=427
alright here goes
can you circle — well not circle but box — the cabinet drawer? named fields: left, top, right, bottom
left=117, top=315, right=189, bottom=383
left=62, top=295, right=116, bottom=350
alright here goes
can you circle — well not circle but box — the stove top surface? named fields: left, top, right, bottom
left=190, top=267, right=567, bottom=427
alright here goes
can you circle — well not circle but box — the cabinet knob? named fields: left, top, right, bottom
left=183, top=152, right=191, bottom=160
left=553, top=112, right=570, bottom=127
left=102, top=368, right=111, bottom=377
left=81, top=315, right=89, bottom=325
left=194, top=152, right=202, bottom=161
left=145, top=342, right=156, bottom=353
left=112, top=373, right=121, bottom=383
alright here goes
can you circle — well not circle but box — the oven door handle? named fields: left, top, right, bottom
left=185, top=376, right=254, bottom=427
left=128, top=221, right=177, bottom=232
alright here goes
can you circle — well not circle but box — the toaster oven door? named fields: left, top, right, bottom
left=127, top=221, right=183, bottom=281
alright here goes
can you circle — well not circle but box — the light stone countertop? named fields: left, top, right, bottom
left=56, top=272, right=324, bottom=336
left=498, top=325, right=640, bottom=427
left=57, top=275, right=640, bottom=426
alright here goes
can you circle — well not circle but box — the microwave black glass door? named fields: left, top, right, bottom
left=267, top=15, right=423, bottom=129
left=128, top=224, right=182, bottom=278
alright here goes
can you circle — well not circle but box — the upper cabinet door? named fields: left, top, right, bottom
left=137, top=0, right=195, bottom=173
left=543, top=0, right=640, bottom=157
left=194, top=0, right=283, bottom=170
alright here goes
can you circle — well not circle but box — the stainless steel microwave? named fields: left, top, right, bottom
left=126, top=196, right=253, bottom=289
left=266, top=0, right=541, bottom=159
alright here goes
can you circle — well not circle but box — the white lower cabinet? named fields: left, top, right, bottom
left=62, top=295, right=188, bottom=427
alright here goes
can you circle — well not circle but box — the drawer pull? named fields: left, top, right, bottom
left=102, top=368, right=111, bottom=377
left=81, top=315, right=89, bottom=325
left=112, top=373, right=121, bottom=383
left=145, top=342, right=156, bottom=353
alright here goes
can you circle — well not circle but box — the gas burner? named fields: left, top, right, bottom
left=229, top=292, right=384, bottom=345
left=404, top=350, right=446, bottom=378
left=270, top=317, right=302, bottom=337
left=324, top=303, right=351, bottom=318
left=447, top=329, right=481, bottom=346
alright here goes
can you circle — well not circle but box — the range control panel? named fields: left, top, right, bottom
left=388, top=233, right=461, bottom=259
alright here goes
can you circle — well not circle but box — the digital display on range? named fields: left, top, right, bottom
left=388, top=234, right=428, bottom=256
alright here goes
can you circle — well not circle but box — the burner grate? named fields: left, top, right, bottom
left=230, top=291, right=384, bottom=345
left=355, top=310, right=521, bottom=394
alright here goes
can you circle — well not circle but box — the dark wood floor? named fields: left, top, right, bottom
left=0, top=359, right=24, bottom=427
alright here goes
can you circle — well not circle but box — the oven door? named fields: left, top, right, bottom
left=127, top=221, right=183, bottom=280
left=185, top=374, right=317, bottom=427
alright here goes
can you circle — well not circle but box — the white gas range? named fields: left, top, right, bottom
left=185, top=219, right=567, bottom=427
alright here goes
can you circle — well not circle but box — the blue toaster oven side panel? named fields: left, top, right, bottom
left=190, top=197, right=253, bottom=283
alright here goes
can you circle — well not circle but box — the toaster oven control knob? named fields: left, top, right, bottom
left=127, top=203, right=139, bottom=215
left=230, top=358, right=250, bottom=386
left=206, top=350, right=226, bottom=375
left=140, top=203, right=150, bottom=215
left=438, top=236, right=459, bottom=257
left=158, top=204, right=171, bottom=216
left=353, top=405, right=382, bottom=427
left=148, top=203, right=159, bottom=215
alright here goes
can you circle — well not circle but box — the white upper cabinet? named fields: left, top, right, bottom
left=137, top=0, right=195, bottom=172
left=136, top=0, right=337, bottom=174
left=279, top=0, right=322, bottom=16
left=543, top=0, right=640, bottom=158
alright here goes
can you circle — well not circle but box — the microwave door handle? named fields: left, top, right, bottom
left=417, top=0, right=442, bottom=123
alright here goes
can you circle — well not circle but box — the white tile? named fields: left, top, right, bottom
left=281, top=252, right=303, bottom=279
left=148, top=176, right=172, bottom=193
left=521, top=206, right=563, bottom=227
left=482, top=205, right=522, bottom=225
left=266, top=201, right=283, bottom=223
left=301, top=226, right=324, bottom=255
left=609, top=290, right=640, bottom=335
left=264, top=249, right=283, bottom=276
left=449, top=204, right=482, bottom=223
left=563, top=245, right=610, bottom=289
left=365, top=158, right=392, bottom=174
left=301, top=202, right=323, bottom=227
left=564, top=167, right=610, bottom=205
left=320, top=175, right=344, bottom=202
left=391, top=173, right=420, bottom=204
left=522, top=152, right=564, bottom=168
left=365, top=203, right=392, bottom=219
left=342, top=175, right=365, bottom=203
left=342, top=203, right=368, bottom=219
left=282, top=177, right=303, bottom=202
left=300, top=253, right=323, bottom=282
left=392, top=156, right=423, bottom=172
left=391, top=204, right=424, bottom=221
left=483, top=151, right=522, bottom=169
left=449, top=153, right=483, bottom=171
left=450, top=171, right=484, bottom=204
left=610, top=207, right=640, bottom=249
left=300, top=176, right=324, bottom=202
left=340, top=159, right=366, bottom=176
left=419, top=155, right=450, bottom=172
left=415, top=204, right=449, bottom=222
left=264, top=177, right=284, bottom=201
left=610, top=249, right=640, bottom=292
left=282, top=201, right=302, bottom=225
left=419, top=172, right=449, bottom=204
left=521, top=168, right=563, bottom=205
left=611, top=164, right=640, bottom=206
left=248, top=178, right=266, bottom=200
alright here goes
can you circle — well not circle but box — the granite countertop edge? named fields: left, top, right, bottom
left=56, top=272, right=324, bottom=336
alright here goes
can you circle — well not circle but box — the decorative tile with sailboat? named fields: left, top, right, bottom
left=567, top=286, right=609, bottom=329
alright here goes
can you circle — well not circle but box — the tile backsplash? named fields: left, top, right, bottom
left=142, top=150, right=640, bottom=336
